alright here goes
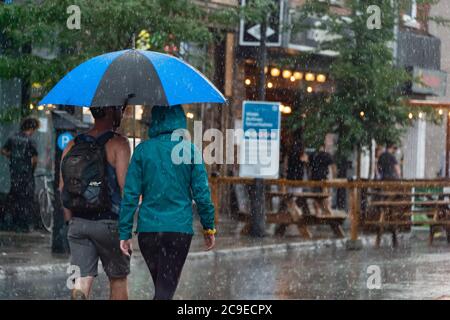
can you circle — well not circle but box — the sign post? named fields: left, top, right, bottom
left=239, top=101, right=281, bottom=237
left=51, top=110, right=89, bottom=254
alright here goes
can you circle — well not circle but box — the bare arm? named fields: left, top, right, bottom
left=1, top=148, right=10, bottom=158
left=113, top=136, right=131, bottom=194
left=60, top=140, right=75, bottom=222
left=1, top=137, right=11, bottom=159
left=31, top=155, right=38, bottom=170
left=330, top=164, right=337, bottom=179
left=395, top=164, right=401, bottom=179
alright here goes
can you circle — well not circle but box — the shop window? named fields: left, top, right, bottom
left=317, top=0, right=345, bottom=7
left=402, top=0, right=420, bottom=29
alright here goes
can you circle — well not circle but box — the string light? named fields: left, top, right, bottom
left=283, top=106, right=292, bottom=114
left=267, top=82, right=273, bottom=89
left=360, top=111, right=365, bottom=117
left=290, top=76, right=296, bottom=82
left=408, top=113, right=413, bottom=119
left=418, top=112, right=423, bottom=119
left=307, top=86, right=313, bottom=93
left=37, top=105, right=44, bottom=111
left=305, top=73, right=315, bottom=81
left=270, top=68, right=280, bottom=77
left=316, top=74, right=327, bottom=83
left=439, top=109, right=443, bottom=115
left=293, top=72, right=303, bottom=80
left=279, top=104, right=292, bottom=114
left=29, top=104, right=34, bottom=110
left=186, top=112, right=194, bottom=119
left=245, top=79, right=251, bottom=86
left=282, top=70, right=292, bottom=79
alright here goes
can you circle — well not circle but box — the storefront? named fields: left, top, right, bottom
left=397, top=25, right=448, bottom=179
left=230, top=23, right=337, bottom=177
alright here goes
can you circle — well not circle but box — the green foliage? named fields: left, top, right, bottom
left=0, top=106, right=23, bottom=124
left=289, top=0, right=419, bottom=162
left=0, top=0, right=217, bottom=112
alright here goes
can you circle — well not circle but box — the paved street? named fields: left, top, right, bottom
left=2, top=232, right=450, bottom=300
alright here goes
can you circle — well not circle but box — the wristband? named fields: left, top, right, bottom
left=203, top=228, right=216, bottom=236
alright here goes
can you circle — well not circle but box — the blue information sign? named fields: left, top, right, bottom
left=239, top=101, right=281, bottom=178
left=242, top=101, right=280, bottom=139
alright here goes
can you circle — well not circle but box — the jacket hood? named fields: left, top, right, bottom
left=148, top=105, right=187, bottom=138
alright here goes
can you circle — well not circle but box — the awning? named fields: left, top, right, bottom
left=408, top=99, right=450, bottom=109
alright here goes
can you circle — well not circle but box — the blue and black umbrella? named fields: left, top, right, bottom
left=39, top=49, right=226, bottom=107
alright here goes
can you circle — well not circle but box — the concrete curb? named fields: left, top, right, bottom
left=0, top=233, right=410, bottom=279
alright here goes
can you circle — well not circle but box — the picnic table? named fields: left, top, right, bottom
left=238, top=190, right=346, bottom=239
left=364, top=190, right=450, bottom=247
left=366, top=191, right=450, bottom=198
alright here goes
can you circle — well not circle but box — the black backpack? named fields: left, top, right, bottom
left=61, top=131, right=115, bottom=215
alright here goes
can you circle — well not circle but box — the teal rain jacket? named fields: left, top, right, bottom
left=119, top=105, right=215, bottom=240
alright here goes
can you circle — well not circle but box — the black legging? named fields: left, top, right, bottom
left=138, top=232, right=192, bottom=300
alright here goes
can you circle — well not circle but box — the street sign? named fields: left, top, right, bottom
left=239, top=0, right=284, bottom=47
left=57, top=132, right=74, bottom=151
left=239, top=101, right=281, bottom=178
left=287, top=13, right=344, bottom=56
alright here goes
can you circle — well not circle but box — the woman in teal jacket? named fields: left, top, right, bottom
left=119, top=105, right=216, bottom=300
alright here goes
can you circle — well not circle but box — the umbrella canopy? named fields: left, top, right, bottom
left=39, top=49, right=226, bottom=107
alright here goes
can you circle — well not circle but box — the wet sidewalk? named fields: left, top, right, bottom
left=4, top=213, right=450, bottom=299
left=0, top=214, right=354, bottom=278
left=2, top=228, right=450, bottom=299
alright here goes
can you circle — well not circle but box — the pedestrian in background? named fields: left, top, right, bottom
left=119, top=105, right=216, bottom=300
left=286, top=132, right=308, bottom=185
left=377, top=142, right=401, bottom=180
left=1, top=118, right=40, bottom=232
left=309, top=145, right=336, bottom=213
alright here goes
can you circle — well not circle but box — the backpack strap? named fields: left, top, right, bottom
left=95, top=131, right=116, bottom=146
left=74, top=133, right=89, bottom=144
left=74, top=131, right=116, bottom=146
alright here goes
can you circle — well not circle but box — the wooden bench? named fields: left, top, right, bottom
left=366, top=191, right=450, bottom=197
left=365, top=193, right=450, bottom=247
left=234, top=186, right=346, bottom=239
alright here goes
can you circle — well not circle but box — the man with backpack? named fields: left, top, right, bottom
left=60, top=106, right=131, bottom=300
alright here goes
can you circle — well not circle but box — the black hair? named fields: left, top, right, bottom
left=90, top=106, right=122, bottom=119
left=20, top=117, right=40, bottom=132
left=386, top=141, right=396, bottom=149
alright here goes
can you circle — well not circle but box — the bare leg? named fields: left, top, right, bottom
left=72, top=276, right=94, bottom=300
left=313, top=200, right=321, bottom=215
left=110, top=277, right=128, bottom=300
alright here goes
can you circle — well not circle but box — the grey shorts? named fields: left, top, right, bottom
left=67, top=217, right=130, bottom=278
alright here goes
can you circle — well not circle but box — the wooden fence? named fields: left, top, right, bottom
left=209, top=177, right=450, bottom=241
